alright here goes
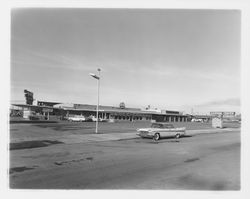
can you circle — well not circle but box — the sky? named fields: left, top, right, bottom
left=11, top=8, right=241, bottom=114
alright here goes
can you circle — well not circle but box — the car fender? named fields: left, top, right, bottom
left=148, top=131, right=157, bottom=136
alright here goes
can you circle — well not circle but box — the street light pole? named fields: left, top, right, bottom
left=96, top=68, right=101, bottom=134
left=90, top=68, right=101, bottom=134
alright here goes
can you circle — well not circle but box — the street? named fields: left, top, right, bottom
left=9, top=130, right=240, bottom=190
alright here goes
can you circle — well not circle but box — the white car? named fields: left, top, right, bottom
left=67, top=115, right=86, bottom=122
left=191, top=118, right=203, bottom=122
left=137, top=123, right=186, bottom=141
left=87, top=115, right=107, bottom=122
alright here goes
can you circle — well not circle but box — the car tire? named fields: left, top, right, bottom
left=175, top=133, right=180, bottom=139
left=153, top=133, right=160, bottom=141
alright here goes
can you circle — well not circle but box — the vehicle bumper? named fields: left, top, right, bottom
left=137, top=131, right=154, bottom=138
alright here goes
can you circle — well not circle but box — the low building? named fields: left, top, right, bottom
left=11, top=101, right=189, bottom=122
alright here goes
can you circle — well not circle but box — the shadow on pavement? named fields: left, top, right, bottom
left=10, top=140, right=64, bottom=150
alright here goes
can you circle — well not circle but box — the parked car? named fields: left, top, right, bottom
left=87, top=115, right=98, bottom=122
left=87, top=115, right=108, bottom=122
left=191, top=118, right=203, bottom=122
left=136, top=123, right=186, bottom=141
left=67, top=115, right=86, bottom=122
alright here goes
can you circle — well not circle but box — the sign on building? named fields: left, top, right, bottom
left=210, top=112, right=236, bottom=117
left=24, top=89, right=34, bottom=105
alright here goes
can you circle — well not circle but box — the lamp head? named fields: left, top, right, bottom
left=89, top=73, right=100, bottom=80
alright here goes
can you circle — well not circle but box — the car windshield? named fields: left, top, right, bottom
left=163, top=124, right=174, bottom=129
left=151, top=123, right=174, bottom=129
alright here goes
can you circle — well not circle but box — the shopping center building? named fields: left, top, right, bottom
left=12, top=100, right=190, bottom=122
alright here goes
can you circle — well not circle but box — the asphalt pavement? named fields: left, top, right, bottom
left=9, top=121, right=239, bottom=144
left=9, top=130, right=240, bottom=190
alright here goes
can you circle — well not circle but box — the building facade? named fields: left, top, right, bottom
left=12, top=100, right=189, bottom=122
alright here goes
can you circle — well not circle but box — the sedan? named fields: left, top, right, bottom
left=137, top=122, right=186, bottom=141
left=67, top=115, right=86, bottom=122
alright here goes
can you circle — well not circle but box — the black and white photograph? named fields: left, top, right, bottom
left=2, top=0, right=250, bottom=196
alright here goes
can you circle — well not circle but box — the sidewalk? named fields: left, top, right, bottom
left=58, top=128, right=240, bottom=144
left=10, top=127, right=240, bottom=145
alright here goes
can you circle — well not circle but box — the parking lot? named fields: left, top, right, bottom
left=9, top=121, right=240, bottom=190
left=9, top=120, right=239, bottom=142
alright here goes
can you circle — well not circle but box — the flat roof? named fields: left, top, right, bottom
left=62, top=107, right=186, bottom=116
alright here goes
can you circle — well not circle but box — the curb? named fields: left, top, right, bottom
left=187, top=128, right=240, bottom=136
